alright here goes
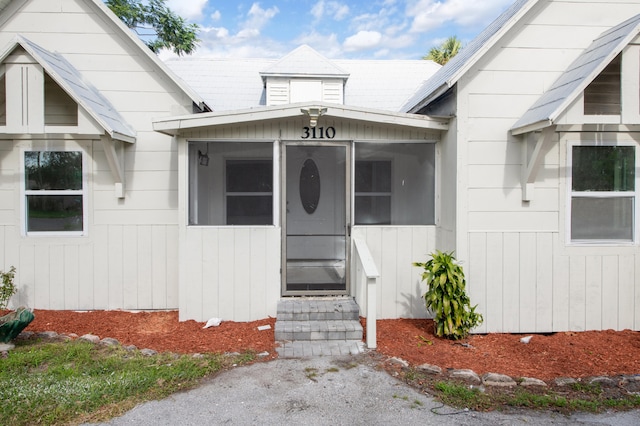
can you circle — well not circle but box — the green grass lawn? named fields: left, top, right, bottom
left=0, top=338, right=254, bottom=425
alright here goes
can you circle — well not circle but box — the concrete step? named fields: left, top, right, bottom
left=276, top=298, right=360, bottom=321
left=275, top=298, right=363, bottom=344
left=274, top=319, right=363, bottom=341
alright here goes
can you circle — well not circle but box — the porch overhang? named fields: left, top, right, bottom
left=153, top=102, right=449, bottom=136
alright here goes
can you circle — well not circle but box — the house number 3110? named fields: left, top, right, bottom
left=302, top=126, right=336, bottom=139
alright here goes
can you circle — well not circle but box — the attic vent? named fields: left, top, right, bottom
left=584, top=54, right=621, bottom=115
left=44, top=73, right=77, bottom=126
left=0, top=74, right=5, bottom=126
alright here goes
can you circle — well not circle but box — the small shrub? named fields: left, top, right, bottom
left=0, top=266, right=16, bottom=310
left=413, top=251, right=482, bottom=339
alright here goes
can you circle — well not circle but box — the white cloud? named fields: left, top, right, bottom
left=166, top=0, right=208, bottom=21
left=311, top=1, right=350, bottom=21
left=294, top=31, right=343, bottom=57
left=407, top=0, right=513, bottom=33
left=210, top=10, right=221, bottom=22
left=343, top=30, right=382, bottom=51
left=183, top=2, right=281, bottom=58
left=242, top=3, right=279, bottom=31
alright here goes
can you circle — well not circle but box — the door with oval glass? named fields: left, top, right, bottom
left=283, top=143, right=350, bottom=294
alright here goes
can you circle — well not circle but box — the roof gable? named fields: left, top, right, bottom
left=260, top=45, right=349, bottom=79
left=511, top=13, right=640, bottom=134
left=0, top=35, right=136, bottom=142
left=153, top=101, right=448, bottom=136
left=401, top=0, right=537, bottom=113
left=0, top=0, right=209, bottom=113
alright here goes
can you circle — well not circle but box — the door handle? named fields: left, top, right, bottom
left=347, top=223, right=351, bottom=237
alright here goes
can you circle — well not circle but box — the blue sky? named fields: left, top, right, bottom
left=163, top=0, right=515, bottom=60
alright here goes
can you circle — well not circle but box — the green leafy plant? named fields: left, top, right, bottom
left=413, top=251, right=482, bottom=339
left=0, top=266, right=16, bottom=310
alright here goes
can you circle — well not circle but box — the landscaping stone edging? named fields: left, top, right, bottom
left=385, top=355, right=640, bottom=392
left=6, top=331, right=639, bottom=392
left=8, top=330, right=271, bottom=359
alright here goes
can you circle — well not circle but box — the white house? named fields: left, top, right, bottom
left=2, top=0, right=640, bottom=339
left=403, top=0, right=640, bottom=333
left=0, top=0, right=208, bottom=312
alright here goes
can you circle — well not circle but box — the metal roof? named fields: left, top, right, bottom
left=153, top=101, right=449, bottom=136
left=401, top=0, right=536, bottom=113
left=511, top=13, right=640, bottom=134
left=260, top=45, right=349, bottom=79
left=0, top=36, right=136, bottom=142
left=165, top=51, right=440, bottom=112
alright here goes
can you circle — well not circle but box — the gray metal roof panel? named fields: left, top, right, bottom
left=511, top=13, right=640, bottom=133
left=401, top=0, right=535, bottom=113
left=260, top=45, right=349, bottom=78
left=13, top=36, right=136, bottom=141
left=165, top=55, right=440, bottom=112
left=166, top=57, right=271, bottom=111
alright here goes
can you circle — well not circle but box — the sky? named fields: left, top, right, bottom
left=161, top=0, right=516, bottom=60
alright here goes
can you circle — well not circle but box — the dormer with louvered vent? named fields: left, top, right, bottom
left=260, top=45, right=349, bottom=106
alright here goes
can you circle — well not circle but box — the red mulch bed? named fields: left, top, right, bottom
left=12, top=310, right=640, bottom=380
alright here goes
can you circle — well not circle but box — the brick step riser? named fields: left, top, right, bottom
left=274, top=320, right=363, bottom=342
left=276, top=312, right=360, bottom=321
left=275, top=299, right=362, bottom=342
left=274, top=330, right=363, bottom=341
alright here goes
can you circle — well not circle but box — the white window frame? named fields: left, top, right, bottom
left=21, top=147, right=88, bottom=237
left=566, top=141, right=638, bottom=245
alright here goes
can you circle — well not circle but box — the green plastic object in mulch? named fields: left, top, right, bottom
left=0, top=307, right=34, bottom=343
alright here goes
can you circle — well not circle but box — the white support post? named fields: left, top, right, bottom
left=353, top=237, right=379, bottom=349
left=102, top=138, right=126, bottom=199
left=366, top=276, right=377, bottom=349
left=521, top=126, right=554, bottom=201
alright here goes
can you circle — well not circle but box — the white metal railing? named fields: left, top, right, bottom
left=352, top=236, right=379, bottom=349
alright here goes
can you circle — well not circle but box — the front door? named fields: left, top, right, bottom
left=282, top=143, right=350, bottom=295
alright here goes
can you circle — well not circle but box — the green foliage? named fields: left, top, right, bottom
left=0, top=266, right=16, bottom=310
left=106, top=0, right=199, bottom=55
left=0, top=339, right=253, bottom=425
left=413, top=251, right=482, bottom=340
left=423, top=35, right=462, bottom=65
left=434, top=381, right=491, bottom=409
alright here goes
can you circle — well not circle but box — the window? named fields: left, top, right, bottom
left=225, top=160, right=273, bottom=225
left=189, top=142, right=274, bottom=226
left=355, top=160, right=391, bottom=224
left=354, top=143, right=435, bottom=225
left=23, top=150, right=84, bottom=235
left=569, top=144, right=635, bottom=242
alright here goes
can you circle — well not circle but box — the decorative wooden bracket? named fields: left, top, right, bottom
left=521, top=126, right=555, bottom=201
left=101, top=138, right=125, bottom=198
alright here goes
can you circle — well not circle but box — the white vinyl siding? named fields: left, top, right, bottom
left=44, top=73, right=77, bottom=126
left=584, top=54, right=621, bottom=116
left=467, top=231, right=640, bottom=333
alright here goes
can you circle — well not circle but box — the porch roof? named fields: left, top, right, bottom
left=153, top=102, right=449, bottom=136
left=511, top=13, right=640, bottom=135
left=0, top=35, right=137, bottom=142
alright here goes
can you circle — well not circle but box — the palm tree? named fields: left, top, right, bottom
left=424, top=36, right=462, bottom=65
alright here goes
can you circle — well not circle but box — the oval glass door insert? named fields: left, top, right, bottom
left=300, top=159, right=320, bottom=214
